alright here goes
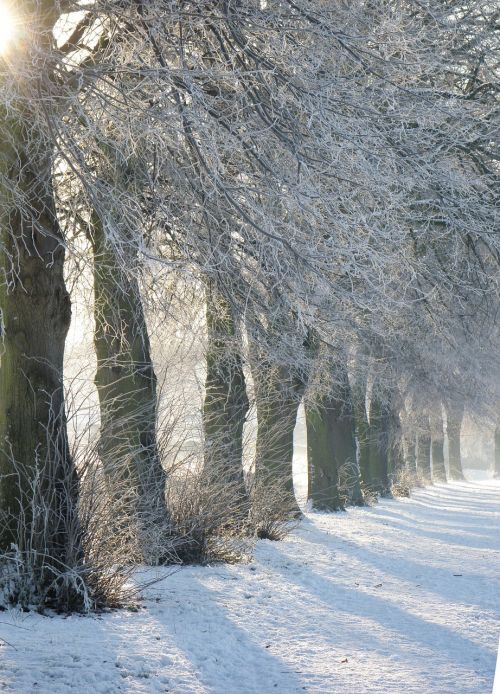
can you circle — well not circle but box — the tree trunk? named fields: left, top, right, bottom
left=91, top=216, right=167, bottom=544
left=306, top=361, right=362, bottom=510
left=0, top=112, right=78, bottom=560
left=445, top=401, right=464, bottom=480
left=352, top=375, right=371, bottom=490
left=252, top=360, right=304, bottom=514
left=203, top=283, right=249, bottom=502
left=341, top=365, right=364, bottom=506
left=387, top=391, right=405, bottom=481
left=416, top=418, right=432, bottom=483
left=367, top=384, right=391, bottom=496
left=429, top=403, right=447, bottom=482
left=305, top=401, right=343, bottom=512
left=403, top=431, right=417, bottom=471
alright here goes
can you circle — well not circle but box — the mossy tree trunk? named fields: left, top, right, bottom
left=305, top=401, right=343, bottom=512
left=416, top=408, right=432, bottom=482
left=0, top=146, right=75, bottom=555
left=403, top=431, right=417, bottom=472
left=445, top=400, right=464, bottom=480
left=306, top=361, right=362, bottom=510
left=0, top=21, right=79, bottom=559
left=352, top=374, right=371, bottom=490
left=387, top=391, right=405, bottom=481
left=367, top=382, right=391, bottom=496
left=203, top=283, right=249, bottom=502
left=252, top=359, right=305, bottom=514
left=91, top=216, right=167, bottom=539
left=429, top=402, right=447, bottom=482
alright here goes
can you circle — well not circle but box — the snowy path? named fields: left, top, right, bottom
left=1, top=481, right=499, bottom=693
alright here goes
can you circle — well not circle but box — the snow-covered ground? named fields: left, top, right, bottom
left=1, top=480, right=499, bottom=693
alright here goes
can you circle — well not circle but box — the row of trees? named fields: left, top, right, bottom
left=0, top=0, right=498, bottom=610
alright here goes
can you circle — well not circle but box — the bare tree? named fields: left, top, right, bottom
left=0, top=2, right=81, bottom=575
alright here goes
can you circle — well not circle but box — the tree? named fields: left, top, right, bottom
left=445, top=400, right=465, bottom=481
left=306, top=351, right=362, bottom=510
left=251, top=352, right=306, bottom=515
left=429, top=402, right=447, bottom=482
left=203, top=282, right=249, bottom=502
left=352, top=370, right=372, bottom=492
left=367, top=380, right=391, bottom=496
left=0, top=1, right=80, bottom=576
left=91, top=210, right=168, bottom=543
left=415, top=402, right=433, bottom=483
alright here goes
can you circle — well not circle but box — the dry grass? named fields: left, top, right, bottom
left=247, top=473, right=302, bottom=541
left=391, top=465, right=426, bottom=498
left=165, top=462, right=255, bottom=565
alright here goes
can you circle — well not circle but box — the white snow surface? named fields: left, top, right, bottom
left=1, top=480, right=499, bottom=694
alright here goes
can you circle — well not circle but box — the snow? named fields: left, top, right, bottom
left=494, top=637, right=500, bottom=694
left=1, top=480, right=499, bottom=693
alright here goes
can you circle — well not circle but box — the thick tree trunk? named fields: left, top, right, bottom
left=352, top=376, right=371, bottom=489
left=203, top=283, right=249, bottom=501
left=252, top=361, right=304, bottom=514
left=403, top=431, right=417, bottom=471
left=387, top=391, right=404, bottom=481
left=367, top=384, right=391, bottom=496
left=341, top=365, right=364, bottom=506
left=429, top=403, right=447, bottom=482
left=306, top=362, right=362, bottom=510
left=416, top=416, right=432, bottom=483
left=91, top=217, right=167, bottom=540
left=0, top=116, right=78, bottom=559
left=401, top=396, right=418, bottom=473
left=305, top=402, right=344, bottom=511
left=445, top=401, right=464, bottom=480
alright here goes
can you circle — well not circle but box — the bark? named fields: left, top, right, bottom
left=305, top=402, right=343, bottom=511
left=91, top=215, right=167, bottom=537
left=403, top=431, right=417, bottom=472
left=0, top=21, right=79, bottom=559
left=401, top=396, right=418, bottom=473
left=352, top=375, right=371, bottom=489
left=416, top=411, right=432, bottom=482
left=306, top=361, right=362, bottom=510
left=252, top=359, right=304, bottom=514
left=367, top=388, right=391, bottom=496
left=429, top=403, right=447, bottom=482
left=203, top=283, right=249, bottom=501
left=444, top=400, right=464, bottom=480
left=387, top=391, right=405, bottom=480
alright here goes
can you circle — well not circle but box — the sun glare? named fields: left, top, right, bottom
left=0, top=3, right=17, bottom=55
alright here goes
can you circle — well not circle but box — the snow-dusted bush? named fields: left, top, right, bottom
left=164, top=461, right=255, bottom=565
left=391, top=466, right=426, bottom=499
left=248, top=473, right=302, bottom=542
left=0, top=420, right=170, bottom=613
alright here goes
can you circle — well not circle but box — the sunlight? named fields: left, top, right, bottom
left=0, top=2, right=17, bottom=55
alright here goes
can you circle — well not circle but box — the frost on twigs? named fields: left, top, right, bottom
left=164, top=458, right=255, bottom=565
left=0, top=427, right=172, bottom=613
left=391, top=466, right=426, bottom=499
left=248, top=473, right=302, bottom=542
